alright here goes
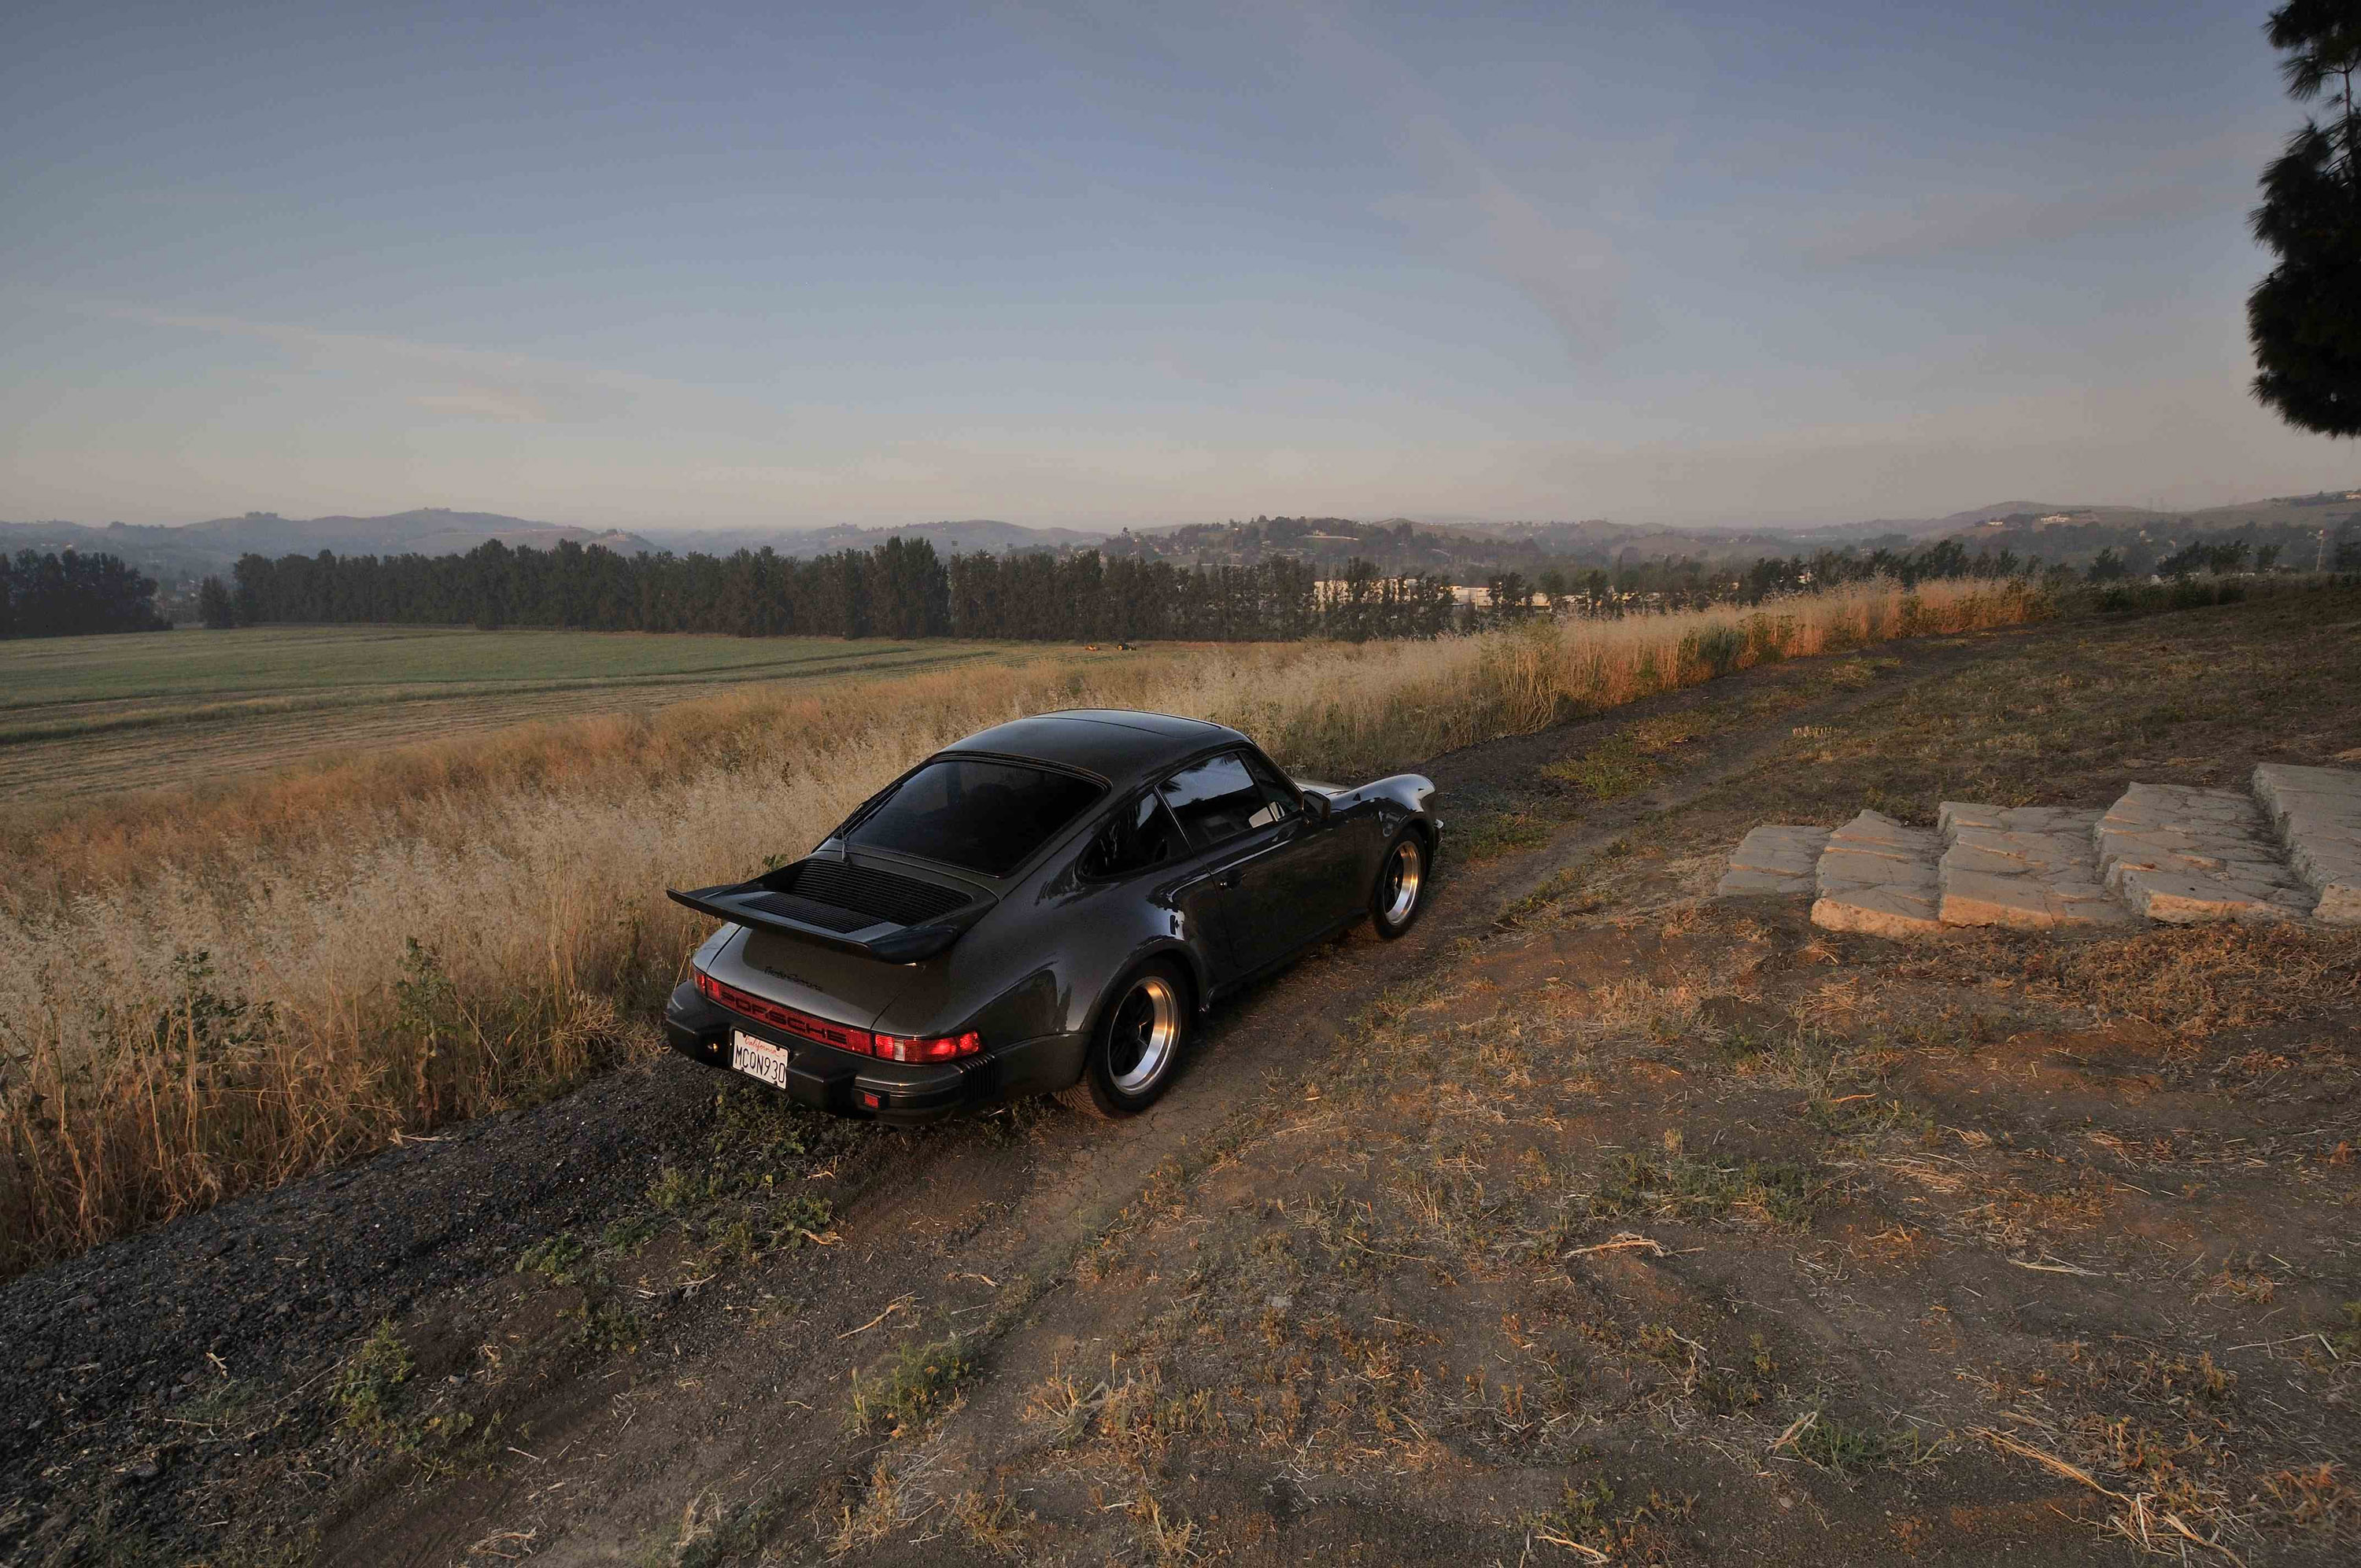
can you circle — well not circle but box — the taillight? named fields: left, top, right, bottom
left=694, top=968, right=978, bottom=1061
left=871, top=1031, right=981, bottom=1063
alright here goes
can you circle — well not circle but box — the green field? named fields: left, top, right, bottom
left=0, top=625, right=1022, bottom=801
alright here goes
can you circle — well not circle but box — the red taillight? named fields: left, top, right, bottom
left=871, top=1031, right=981, bottom=1063
left=694, top=969, right=978, bottom=1062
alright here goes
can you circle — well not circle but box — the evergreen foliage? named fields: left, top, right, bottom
left=220, top=529, right=2082, bottom=643
left=228, top=537, right=1462, bottom=642
left=197, top=575, right=236, bottom=629
left=0, top=548, right=171, bottom=639
left=2248, top=1, right=2361, bottom=436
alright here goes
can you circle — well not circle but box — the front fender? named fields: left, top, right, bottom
left=1328, top=773, right=1441, bottom=857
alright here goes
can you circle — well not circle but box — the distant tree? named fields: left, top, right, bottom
left=0, top=548, right=169, bottom=638
left=2256, top=542, right=2285, bottom=572
left=2086, top=548, right=2130, bottom=583
left=198, top=575, right=235, bottom=629
left=2206, top=539, right=2252, bottom=575
left=1486, top=570, right=1532, bottom=622
left=2248, top=2, right=2361, bottom=435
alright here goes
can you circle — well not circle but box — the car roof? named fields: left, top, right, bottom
left=938, top=709, right=1248, bottom=788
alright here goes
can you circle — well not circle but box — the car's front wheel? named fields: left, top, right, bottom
left=1370, top=827, right=1429, bottom=939
left=1062, top=961, right=1190, bottom=1120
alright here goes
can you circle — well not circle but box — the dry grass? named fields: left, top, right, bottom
left=0, top=578, right=2042, bottom=1277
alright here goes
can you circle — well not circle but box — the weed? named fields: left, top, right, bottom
left=1129, top=1489, right=1203, bottom=1566
left=1529, top=1477, right=1695, bottom=1564
left=1458, top=810, right=1553, bottom=861
left=951, top=1487, right=1036, bottom=1559
left=1809, top=1093, right=1934, bottom=1140
left=1585, top=1149, right=1826, bottom=1230
left=642, top=1489, right=786, bottom=1568
left=704, top=1218, right=763, bottom=1267
left=1545, top=736, right=1658, bottom=801
left=2331, top=1302, right=2361, bottom=1360
left=515, top=1230, right=591, bottom=1286
left=170, top=1376, right=257, bottom=1427
left=646, top=1090, right=854, bottom=1216
left=1788, top=1403, right=1886, bottom=1477
left=1626, top=708, right=1718, bottom=754
left=329, top=1319, right=413, bottom=1439
left=602, top=1214, right=659, bottom=1254
left=569, top=1298, right=643, bottom=1354
left=847, top=1336, right=974, bottom=1437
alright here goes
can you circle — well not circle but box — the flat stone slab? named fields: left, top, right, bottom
left=1935, top=802, right=2135, bottom=930
left=1716, top=825, right=1831, bottom=896
left=1812, top=810, right=1943, bottom=937
left=2094, top=783, right=2312, bottom=924
left=2252, top=763, right=2361, bottom=924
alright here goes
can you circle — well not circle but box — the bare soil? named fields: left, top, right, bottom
left=5, top=587, right=2359, bottom=1567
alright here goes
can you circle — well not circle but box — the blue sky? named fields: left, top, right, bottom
left=3, top=0, right=2352, bottom=530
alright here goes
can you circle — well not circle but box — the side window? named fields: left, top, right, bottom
left=1158, top=750, right=1297, bottom=850
left=1081, top=791, right=1189, bottom=879
left=1238, top=751, right=1303, bottom=827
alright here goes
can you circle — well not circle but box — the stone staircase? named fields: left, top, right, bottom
left=1717, top=764, right=2360, bottom=935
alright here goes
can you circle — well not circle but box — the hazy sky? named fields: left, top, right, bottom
left=5, top=0, right=2354, bottom=531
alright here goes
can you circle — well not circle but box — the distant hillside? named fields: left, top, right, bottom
left=1, top=510, right=656, bottom=580
left=179, top=509, right=657, bottom=559
left=637, top=518, right=1108, bottom=556
left=10, top=485, right=2355, bottom=589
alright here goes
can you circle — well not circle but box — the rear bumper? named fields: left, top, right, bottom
left=663, top=981, right=1082, bottom=1125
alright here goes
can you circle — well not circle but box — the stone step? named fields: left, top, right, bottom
left=1811, top=809, right=1943, bottom=937
left=2252, top=763, right=2361, bottom=924
left=1715, top=825, right=1831, bottom=896
left=1934, top=802, right=2136, bottom=930
left=2093, top=783, right=2313, bottom=924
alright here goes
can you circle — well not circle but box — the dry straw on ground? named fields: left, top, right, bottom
left=0, top=579, right=2041, bottom=1275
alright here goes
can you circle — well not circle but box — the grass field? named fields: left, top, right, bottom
left=0, top=625, right=1022, bottom=800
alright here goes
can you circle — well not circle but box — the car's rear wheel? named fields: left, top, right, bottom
left=1370, top=827, right=1428, bottom=939
left=1062, top=961, right=1190, bottom=1120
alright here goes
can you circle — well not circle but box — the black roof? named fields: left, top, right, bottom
left=940, top=710, right=1246, bottom=788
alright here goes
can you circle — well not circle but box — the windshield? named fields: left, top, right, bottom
left=844, top=758, right=1105, bottom=877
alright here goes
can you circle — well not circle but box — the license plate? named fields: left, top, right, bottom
left=730, top=1030, right=795, bottom=1090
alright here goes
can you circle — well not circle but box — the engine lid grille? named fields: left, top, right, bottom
left=738, top=892, right=878, bottom=934
left=770, top=859, right=972, bottom=928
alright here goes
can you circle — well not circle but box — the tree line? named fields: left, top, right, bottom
left=224, top=537, right=1465, bottom=642
left=216, top=531, right=2170, bottom=647
left=1, top=548, right=171, bottom=639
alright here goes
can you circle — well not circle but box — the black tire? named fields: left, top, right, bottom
left=1369, top=827, right=1430, bottom=939
left=1059, top=961, right=1192, bottom=1120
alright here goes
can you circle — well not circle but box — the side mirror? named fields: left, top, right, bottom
left=1299, top=789, right=1332, bottom=822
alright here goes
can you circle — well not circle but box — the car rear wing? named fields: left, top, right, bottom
left=666, top=858, right=992, bottom=965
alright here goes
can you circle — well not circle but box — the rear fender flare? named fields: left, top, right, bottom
left=1088, top=941, right=1208, bottom=1047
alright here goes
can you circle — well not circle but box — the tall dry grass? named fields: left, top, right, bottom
left=0, top=578, right=2042, bottom=1275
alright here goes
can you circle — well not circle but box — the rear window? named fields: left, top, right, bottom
left=845, top=758, right=1105, bottom=876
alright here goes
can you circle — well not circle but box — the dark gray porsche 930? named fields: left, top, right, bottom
left=663, top=709, right=1440, bottom=1122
